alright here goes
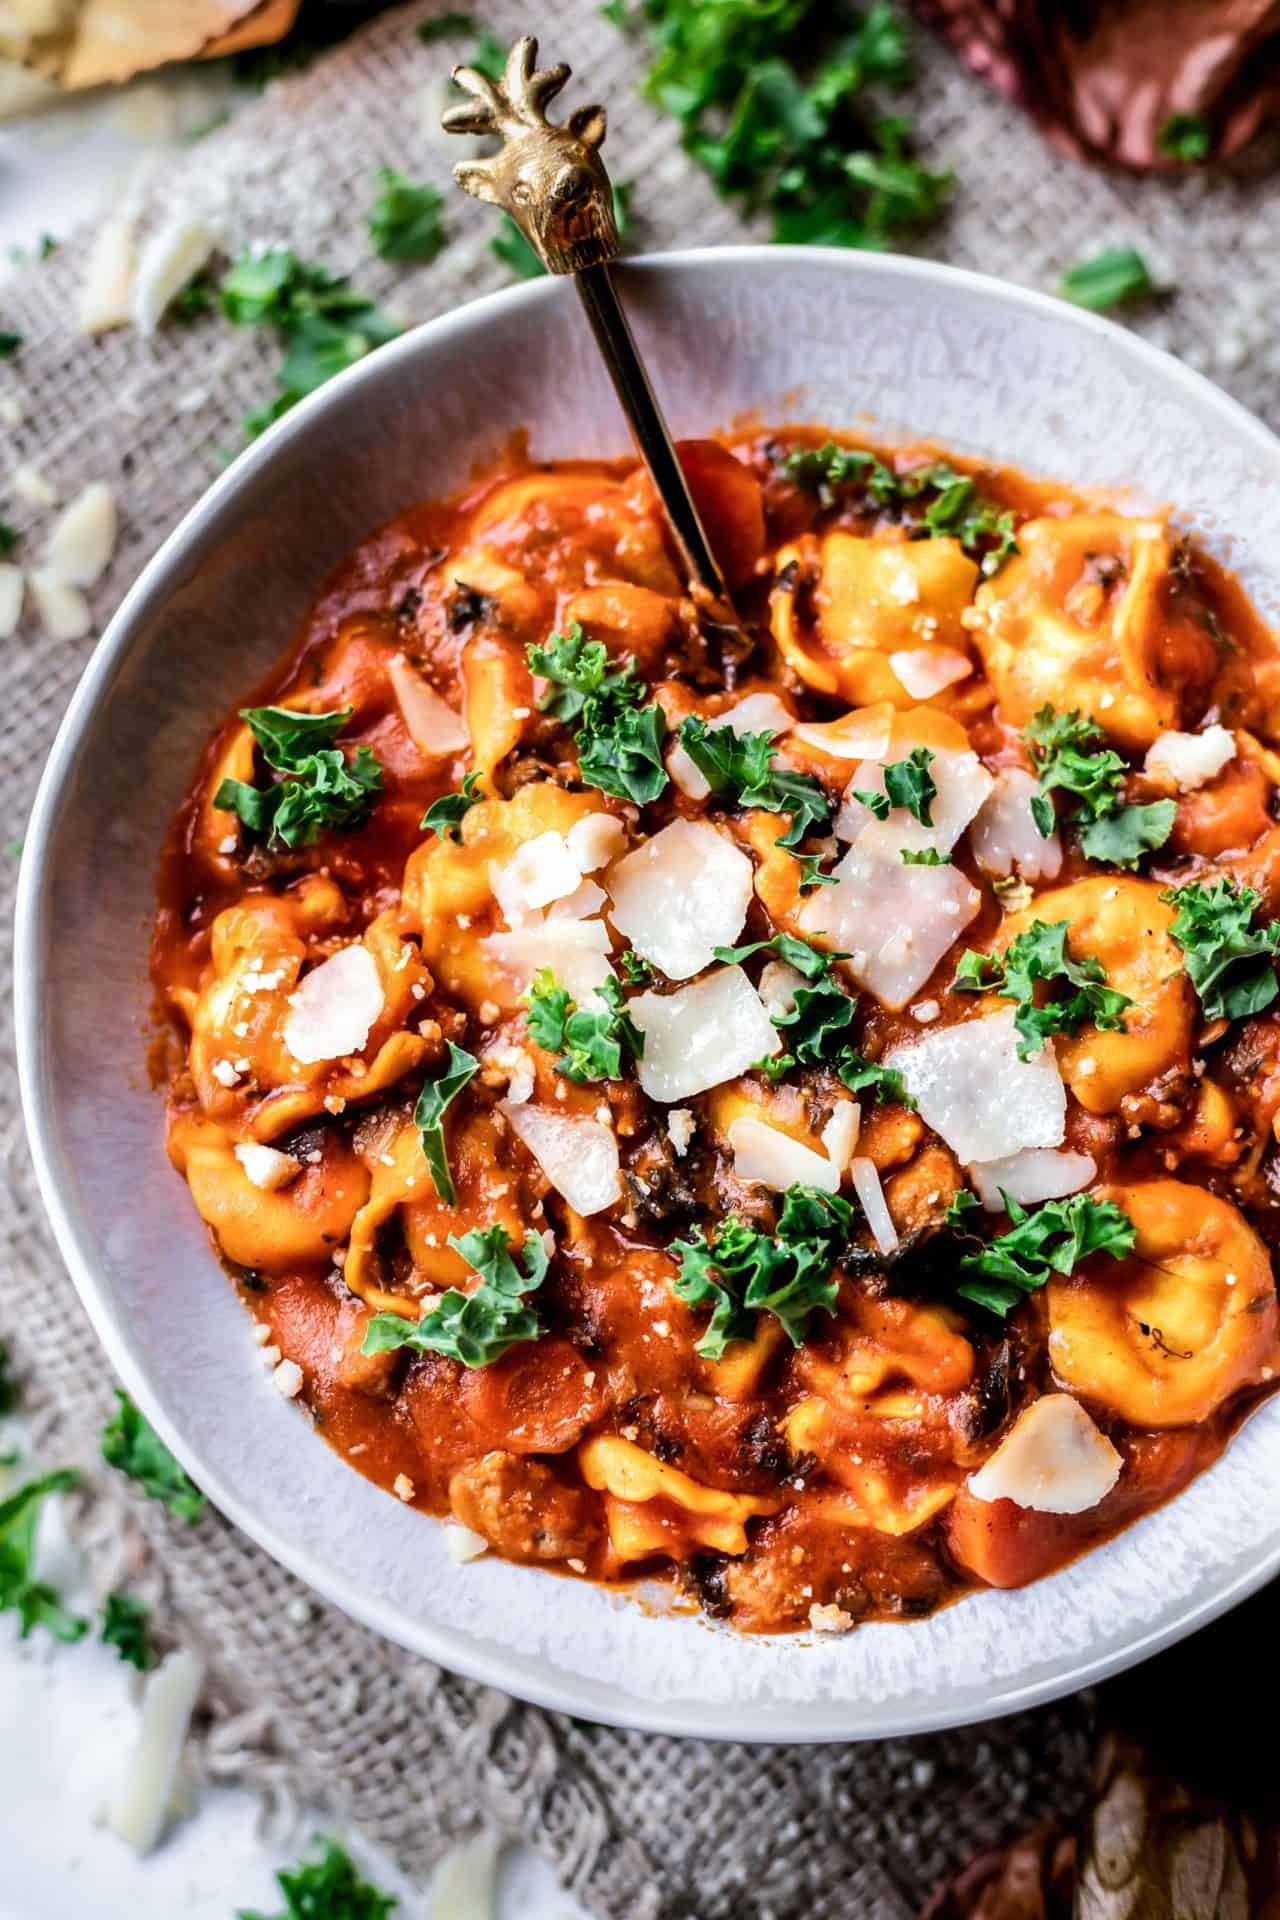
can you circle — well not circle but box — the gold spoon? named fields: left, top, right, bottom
left=442, top=34, right=738, bottom=625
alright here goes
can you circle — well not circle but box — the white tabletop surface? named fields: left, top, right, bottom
left=0, top=77, right=589, bottom=1920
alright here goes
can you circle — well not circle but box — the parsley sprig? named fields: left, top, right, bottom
left=220, top=248, right=399, bottom=440
left=0, top=1468, right=88, bottom=1644
left=414, top=1042, right=479, bottom=1207
left=216, top=705, right=383, bottom=850
left=677, top=715, right=832, bottom=879
left=1058, top=246, right=1155, bottom=313
left=714, top=933, right=913, bottom=1104
left=523, top=970, right=643, bottom=1082
left=947, top=1189, right=1135, bottom=1317
left=362, top=1225, right=549, bottom=1369
left=621, top=2, right=949, bottom=250
left=527, top=626, right=668, bottom=805
left=237, top=1836, right=398, bottom=1920
left=368, top=168, right=446, bottom=263
left=672, top=1186, right=855, bottom=1359
left=101, top=1590, right=153, bottom=1671
left=421, top=771, right=481, bottom=842
left=1162, top=877, right=1280, bottom=1023
left=101, top=1390, right=205, bottom=1523
left=784, top=444, right=1018, bottom=575
left=1024, top=705, right=1175, bottom=868
left=954, top=919, right=1132, bottom=1060
left=852, top=746, right=937, bottom=825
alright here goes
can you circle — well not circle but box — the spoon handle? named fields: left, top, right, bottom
left=442, top=33, right=735, bottom=617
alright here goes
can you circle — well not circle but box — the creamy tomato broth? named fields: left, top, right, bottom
left=151, top=430, right=1280, bottom=1634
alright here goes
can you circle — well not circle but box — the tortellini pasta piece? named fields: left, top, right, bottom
left=970, top=514, right=1219, bottom=750
left=579, top=1435, right=779, bottom=1560
left=170, top=1117, right=369, bottom=1272
left=996, top=876, right=1194, bottom=1116
left=1048, top=1180, right=1279, bottom=1426
left=783, top=1399, right=959, bottom=1534
left=771, top=531, right=978, bottom=705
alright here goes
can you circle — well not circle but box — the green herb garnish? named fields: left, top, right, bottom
left=618, top=947, right=655, bottom=985
left=527, top=625, right=668, bottom=804
left=784, top=443, right=1017, bottom=574
left=1162, top=877, right=1280, bottom=1023
left=523, top=969, right=642, bottom=1083
left=101, top=1391, right=205, bottom=1523
left=1058, top=246, right=1155, bottom=312
left=713, top=933, right=913, bottom=1105
left=414, top=1042, right=479, bottom=1206
left=954, top=919, right=1132, bottom=1060
left=0, top=522, right=17, bottom=558
left=0, top=1468, right=87, bottom=1645
left=672, top=1186, right=855, bottom=1358
left=948, top=1189, right=1135, bottom=1317
left=368, top=169, right=446, bottom=263
left=101, top=1590, right=152, bottom=1671
left=237, top=1836, right=398, bottom=1920
left=215, top=705, right=382, bottom=849
left=902, top=847, right=949, bottom=864
left=1158, top=113, right=1211, bottom=162
left=417, top=11, right=476, bottom=40
left=0, top=331, right=21, bottom=360
left=620, top=2, right=948, bottom=250
left=1024, top=705, right=1175, bottom=867
left=676, top=714, right=832, bottom=856
left=362, top=1225, right=549, bottom=1369
left=220, top=248, right=399, bottom=439
left=421, top=771, right=482, bottom=841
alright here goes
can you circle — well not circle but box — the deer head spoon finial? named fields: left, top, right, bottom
left=443, top=35, right=619, bottom=275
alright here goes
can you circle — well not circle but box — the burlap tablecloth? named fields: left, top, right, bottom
left=2, top=8, right=1277, bottom=1914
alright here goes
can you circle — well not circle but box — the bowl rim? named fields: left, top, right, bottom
left=16, top=243, right=1280, bottom=1743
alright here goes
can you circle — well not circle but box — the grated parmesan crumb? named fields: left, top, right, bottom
left=393, top=1473, right=416, bottom=1503
left=272, top=1358, right=303, bottom=1398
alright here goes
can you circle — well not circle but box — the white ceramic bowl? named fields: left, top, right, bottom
left=17, top=248, right=1280, bottom=1741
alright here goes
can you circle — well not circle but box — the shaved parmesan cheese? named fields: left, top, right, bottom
left=27, top=569, right=91, bottom=642
left=667, top=1107, right=696, bottom=1156
left=484, top=919, right=613, bottom=1001
left=426, top=1831, right=500, bottom=1920
left=792, top=704, right=894, bottom=762
left=666, top=693, right=795, bottom=801
left=491, top=830, right=581, bottom=925
left=388, top=655, right=468, bottom=755
left=0, top=563, right=22, bottom=639
left=885, top=1008, right=1066, bottom=1164
left=631, top=967, right=780, bottom=1103
left=758, top=959, right=805, bottom=1018
left=546, top=878, right=607, bottom=922
left=968, top=1394, right=1121, bottom=1514
left=443, top=1520, right=490, bottom=1563
left=503, top=1102, right=620, bottom=1215
left=283, top=945, right=384, bottom=1064
left=43, top=482, right=117, bottom=588
left=801, top=839, right=981, bottom=1009
left=969, top=768, right=1062, bottom=882
left=565, top=811, right=626, bottom=872
left=132, top=217, right=217, bottom=335
left=834, top=747, right=992, bottom=855
left=820, top=1101, right=860, bottom=1171
left=729, top=1116, right=841, bottom=1194
left=11, top=464, right=58, bottom=509
left=78, top=212, right=136, bottom=334
left=888, top=646, right=972, bottom=699
left=970, top=1147, right=1096, bottom=1211
left=234, top=1142, right=301, bottom=1191
left=1144, top=725, right=1236, bottom=792
left=850, top=1157, right=898, bottom=1253
left=108, top=1647, right=205, bottom=1855
left=606, top=818, right=753, bottom=979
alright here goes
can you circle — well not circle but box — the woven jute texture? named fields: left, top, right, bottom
left=2, top=6, right=1278, bottom=1914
